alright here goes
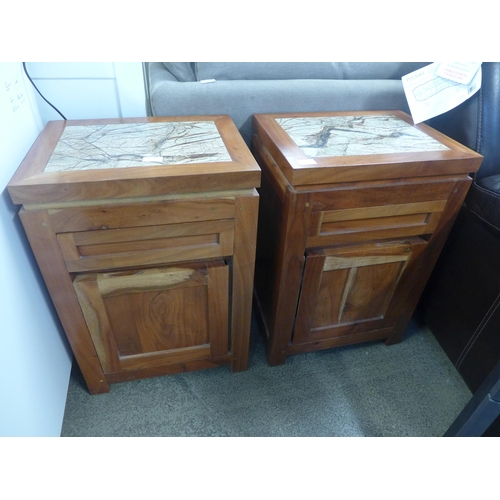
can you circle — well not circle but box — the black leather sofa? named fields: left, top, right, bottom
left=419, top=62, right=500, bottom=435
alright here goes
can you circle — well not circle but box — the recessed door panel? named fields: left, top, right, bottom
left=312, top=261, right=405, bottom=327
left=73, top=261, right=229, bottom=373
left=293, top=239, right=426, bottom=345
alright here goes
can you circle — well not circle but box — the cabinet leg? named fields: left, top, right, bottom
left=230, top=193, right=259, bottom=372
left=266, top=345, right=288, bottom=366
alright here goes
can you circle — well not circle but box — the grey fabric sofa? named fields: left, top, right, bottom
left=145, top=62, right=429, bottom=145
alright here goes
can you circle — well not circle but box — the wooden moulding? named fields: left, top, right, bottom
left=253, top=110, right=483, bottom=187
left=8, top=115, right=261, bottom=205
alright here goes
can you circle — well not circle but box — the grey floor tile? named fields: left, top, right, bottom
left=61, top=316, right=472, bottom=437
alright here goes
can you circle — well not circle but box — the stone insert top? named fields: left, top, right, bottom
left=44, top=121, right=232, bottom=173
left=275, top=114, right=450, bottom=158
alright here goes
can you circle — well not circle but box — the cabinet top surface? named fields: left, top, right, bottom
left=44, top=120, right=232, bottom=173
left=274, top=114, right=450, bottom=157
left=253, top=110, right=483, bottom=186
left=8, top=116, right=260, bottom=205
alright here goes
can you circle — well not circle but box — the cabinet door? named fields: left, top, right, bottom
left=73, top=261, right=229, bottom=375
left=293, top=239, right=426, bottom=345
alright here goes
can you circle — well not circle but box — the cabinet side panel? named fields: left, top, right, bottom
left=253, top=167, right=286, bottom=332
left=19, top=209, right=109, bottom=394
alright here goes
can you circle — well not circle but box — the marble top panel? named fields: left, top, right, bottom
left=275, top=115, right=450, bottom=158
left=44, top=121, right=232, bottom=172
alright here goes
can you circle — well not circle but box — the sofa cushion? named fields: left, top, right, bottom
left=162, top=62, right=196, bottom=82
left=148, top=77, right=413, bottom=145
left=194, top=62, right=428, bottom=82
left=466, top=174, right=500, bottom=232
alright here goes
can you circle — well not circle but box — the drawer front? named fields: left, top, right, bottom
left=58, top=219, right=234, bottom=272
left=306, top=178, right=457, bottom=247
left=307, top=200, right=446, bottom=246
left=73, top=261, right=230, bottom=374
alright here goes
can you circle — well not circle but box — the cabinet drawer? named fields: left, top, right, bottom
left=307, top=200, right=446, bottom=246
left=306, top=178, right=456, bottom=246
left=58, top=219, right=234, bottom=272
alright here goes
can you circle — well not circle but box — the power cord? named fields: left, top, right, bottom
left=22, top=62, right=67, bottom=120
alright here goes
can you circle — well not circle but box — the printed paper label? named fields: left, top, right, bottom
left=402, top=62, right=482, bottom=124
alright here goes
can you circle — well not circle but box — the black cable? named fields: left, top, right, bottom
left=22, top=62, right=67, bottom=120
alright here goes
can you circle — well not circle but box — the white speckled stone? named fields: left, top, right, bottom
left=276, top=114, right=450, bottom=157
left=44, top=121, right=232, bottom=172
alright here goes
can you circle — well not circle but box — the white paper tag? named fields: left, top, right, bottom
left=200, top=79, right=216, bottom=84
left=297, top=159, right=317, bottom=165
left=402, top=62, right=482, bottom=124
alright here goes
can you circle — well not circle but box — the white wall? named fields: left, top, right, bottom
left=25, top=62, right=147, bottom=124
left=0, top=62, right=73, bottom=436
left=0, top=62, right=147, bottom=436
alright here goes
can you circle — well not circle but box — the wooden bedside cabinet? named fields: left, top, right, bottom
left=8, top=116, right=260, bottom=394
left=251, top=111, right=483, bottom=366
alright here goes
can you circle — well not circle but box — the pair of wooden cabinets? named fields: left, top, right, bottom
left=9, top=112, right=483, bottom=393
